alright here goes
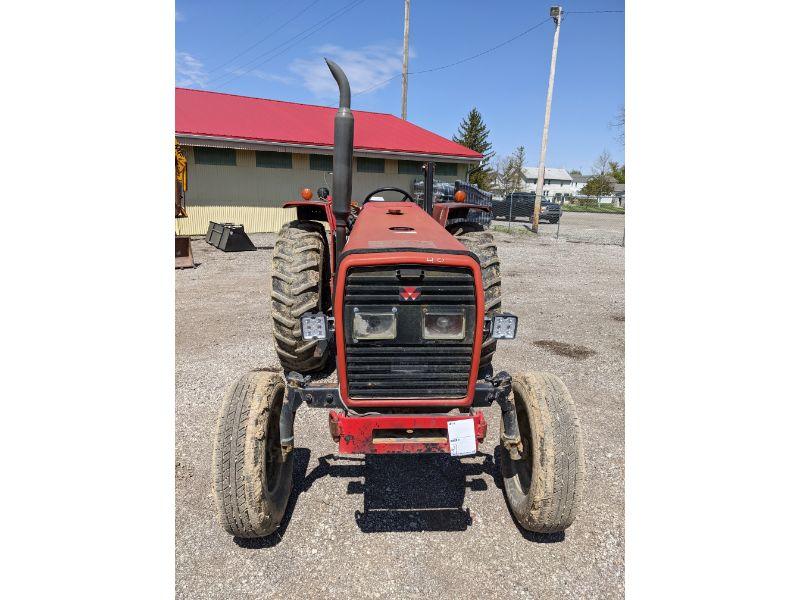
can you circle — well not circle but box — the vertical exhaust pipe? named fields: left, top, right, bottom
left=325, top=58, right=353, bottom=268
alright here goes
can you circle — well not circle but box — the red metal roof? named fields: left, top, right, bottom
left=175, top=88, right=482, bottom=160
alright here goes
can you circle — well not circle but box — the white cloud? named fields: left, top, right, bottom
left=252, top=70, right=295, bottom=85
left=176, top=9, right=185, bottom=22
left=176, top=52, right=207, bottom=88
left=289, top=44, right=403, bottom=99
left=225, top=67, right=295, bottom=86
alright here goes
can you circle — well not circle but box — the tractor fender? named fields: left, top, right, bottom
left=283, top=198, right=338, bottom=278
left=282, top=199, right=336, bottom=226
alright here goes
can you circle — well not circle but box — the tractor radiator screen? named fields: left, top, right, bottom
left=343, top=265, right=476, bottom=399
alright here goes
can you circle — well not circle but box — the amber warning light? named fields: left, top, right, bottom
left=300, top=188, right=313, bottom=200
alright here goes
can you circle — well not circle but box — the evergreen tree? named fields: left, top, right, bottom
left=452, top=108, right=495, bottom=190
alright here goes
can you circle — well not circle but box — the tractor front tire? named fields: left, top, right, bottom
left=501, top=372, right=585, bottom=533
left=212, top=371, right=294, bottom=538
left=271, top=220, right=329, bottom=373
left=453, top=226, right=501, bottom=371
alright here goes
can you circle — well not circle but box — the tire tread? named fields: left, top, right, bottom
left=270, top=220, right=329, bottom=373
left=453, top=227, right=502, bottom=369
left=503, top=372, right=586, bottom=533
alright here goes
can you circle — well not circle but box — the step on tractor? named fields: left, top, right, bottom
left=212, top=60, right=585, bottom=539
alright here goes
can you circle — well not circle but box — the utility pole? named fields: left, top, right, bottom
left=532, top=6, right=562, bottom=232
left=401, top=0, right=411, bottom=120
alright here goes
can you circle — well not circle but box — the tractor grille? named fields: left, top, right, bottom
left=344, top=265, right=476, bottom=399
left=344, top=266, right=476, bottom=305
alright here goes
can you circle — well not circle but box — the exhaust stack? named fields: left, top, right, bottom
left=325, top=58, right=353, bottom=268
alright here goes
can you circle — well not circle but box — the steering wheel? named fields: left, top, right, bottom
left=363, top=187, right=415, bottom=204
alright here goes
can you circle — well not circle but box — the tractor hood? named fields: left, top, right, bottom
left=342, top=202, right=471, bottom=256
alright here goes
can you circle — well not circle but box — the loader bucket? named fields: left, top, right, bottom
left=175, top=235, right=195, bottom=269
left=205, top=222, right=257, bottom=252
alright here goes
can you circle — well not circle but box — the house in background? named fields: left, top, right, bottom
left=175, top=88, right=482, bottom=235
left=570, top=174, right=593, bottom=196
left=613, top=183, right=625, bottom=207
left=520, top=167, right=573, bottom=201
left=570, top=173, right=622, bottom=205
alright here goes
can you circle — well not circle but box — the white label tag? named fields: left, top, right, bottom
left=447, top=419, right=477, bottom=457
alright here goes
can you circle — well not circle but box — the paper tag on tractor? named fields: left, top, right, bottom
left=447, top=420, right=477, bottom=457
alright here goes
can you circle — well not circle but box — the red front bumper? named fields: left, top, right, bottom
left=328, top=411, right=487, bottom=455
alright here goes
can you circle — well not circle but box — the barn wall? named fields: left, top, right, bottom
left=176, top=147, right=469, bottom=235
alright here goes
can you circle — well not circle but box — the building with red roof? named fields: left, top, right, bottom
left=175, top=88, right=482, bottom=234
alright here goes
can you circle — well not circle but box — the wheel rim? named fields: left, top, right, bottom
left=263, top=387, right=284, bottom=495
left=510, top=393, right=533, bottom=495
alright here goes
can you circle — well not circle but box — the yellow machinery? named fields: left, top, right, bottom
left=175, top=140, right=195, bottom=268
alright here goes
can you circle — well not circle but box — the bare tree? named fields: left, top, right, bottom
left=593, top=149, right=612, bottom=175
left=491, top=146, right=526, bottom=197
left=610, top=106, right=625, bottom=147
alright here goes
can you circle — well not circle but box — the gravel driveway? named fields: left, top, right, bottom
left=176, top=211, right=625, bottom=599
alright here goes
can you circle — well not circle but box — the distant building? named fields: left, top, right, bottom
left=570, top=174, right=593, bottom=196
left=175, top=88, right=482, bottom=235
left=570, top=173, right=623, bottom=206
left=520, top=167, right=573, bottom=201
left=613, top=183, right=625, bottom=207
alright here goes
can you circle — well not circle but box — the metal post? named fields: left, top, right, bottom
left=556, top=198, right=562, bottom=239
left=507, top=193, right=513, bottom=232
left=401, top=0, right=411, bottom=120
left=422, top=161, right=435, bottom=215
left=532, top=6, right=562, bottom=233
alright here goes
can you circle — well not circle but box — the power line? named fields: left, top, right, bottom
left=349, top=9, right=624, bottom=100
left=207, top=0, right=323, bottom=75
left=349, top=16, right=552, bottom=99
left=211, top=0, right=367, bottom=88
left=563, top=10, right=624, bottom=14
left=210, top=0, right=364, bottom=85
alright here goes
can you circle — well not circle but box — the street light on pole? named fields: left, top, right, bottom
left=532, top=6, right=563, bottom=233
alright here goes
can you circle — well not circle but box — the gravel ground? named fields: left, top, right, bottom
left=176, top=211, right=625, bottom=599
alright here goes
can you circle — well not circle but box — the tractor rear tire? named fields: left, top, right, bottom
left=212, top=370, right=294, bottom=538
left=271, top=220, right=330, bottom=373
left=453, top=226, right=501, bottom=371
left=500, top=372, right=585, bottom=533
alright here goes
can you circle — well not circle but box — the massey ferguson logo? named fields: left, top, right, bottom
left=400, top=286, right=421, bottom=301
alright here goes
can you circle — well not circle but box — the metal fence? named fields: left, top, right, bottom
left=454, top=180, right=492, bottom=226
left=411, top=178, right=493, bottom=227
left=492, top=192, right=537, bottom=222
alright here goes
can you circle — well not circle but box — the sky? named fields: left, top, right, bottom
left=176, top=0, right=624, bottom=174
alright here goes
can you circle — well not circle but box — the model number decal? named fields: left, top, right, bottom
left=426, top=256, right=447, bottom=263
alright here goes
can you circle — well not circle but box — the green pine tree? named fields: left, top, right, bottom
left=452, top=108, right=495, bottom=190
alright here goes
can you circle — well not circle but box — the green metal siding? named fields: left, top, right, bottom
left=398, top=160, right=423, bottom=175
left=256, top=150, right=292, bottom=169
left=194, top=147, right=236, bottom=166
left=356, top=157, right=385, bottom=173
left=309, top=154, right=333, bottom=171
left=435, top=162, right=458, bottom=176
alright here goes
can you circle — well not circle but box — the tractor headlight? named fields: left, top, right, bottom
left=490, top=313, right=518, bottom=339
left=423, top=308, right=465, bottom=340
left=301, top=313, right=328, bottom=340
left=352, top=308, right=397, bottom=341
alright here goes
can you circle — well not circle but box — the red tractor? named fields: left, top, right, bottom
left=212, top=60, right=585, bottom=538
